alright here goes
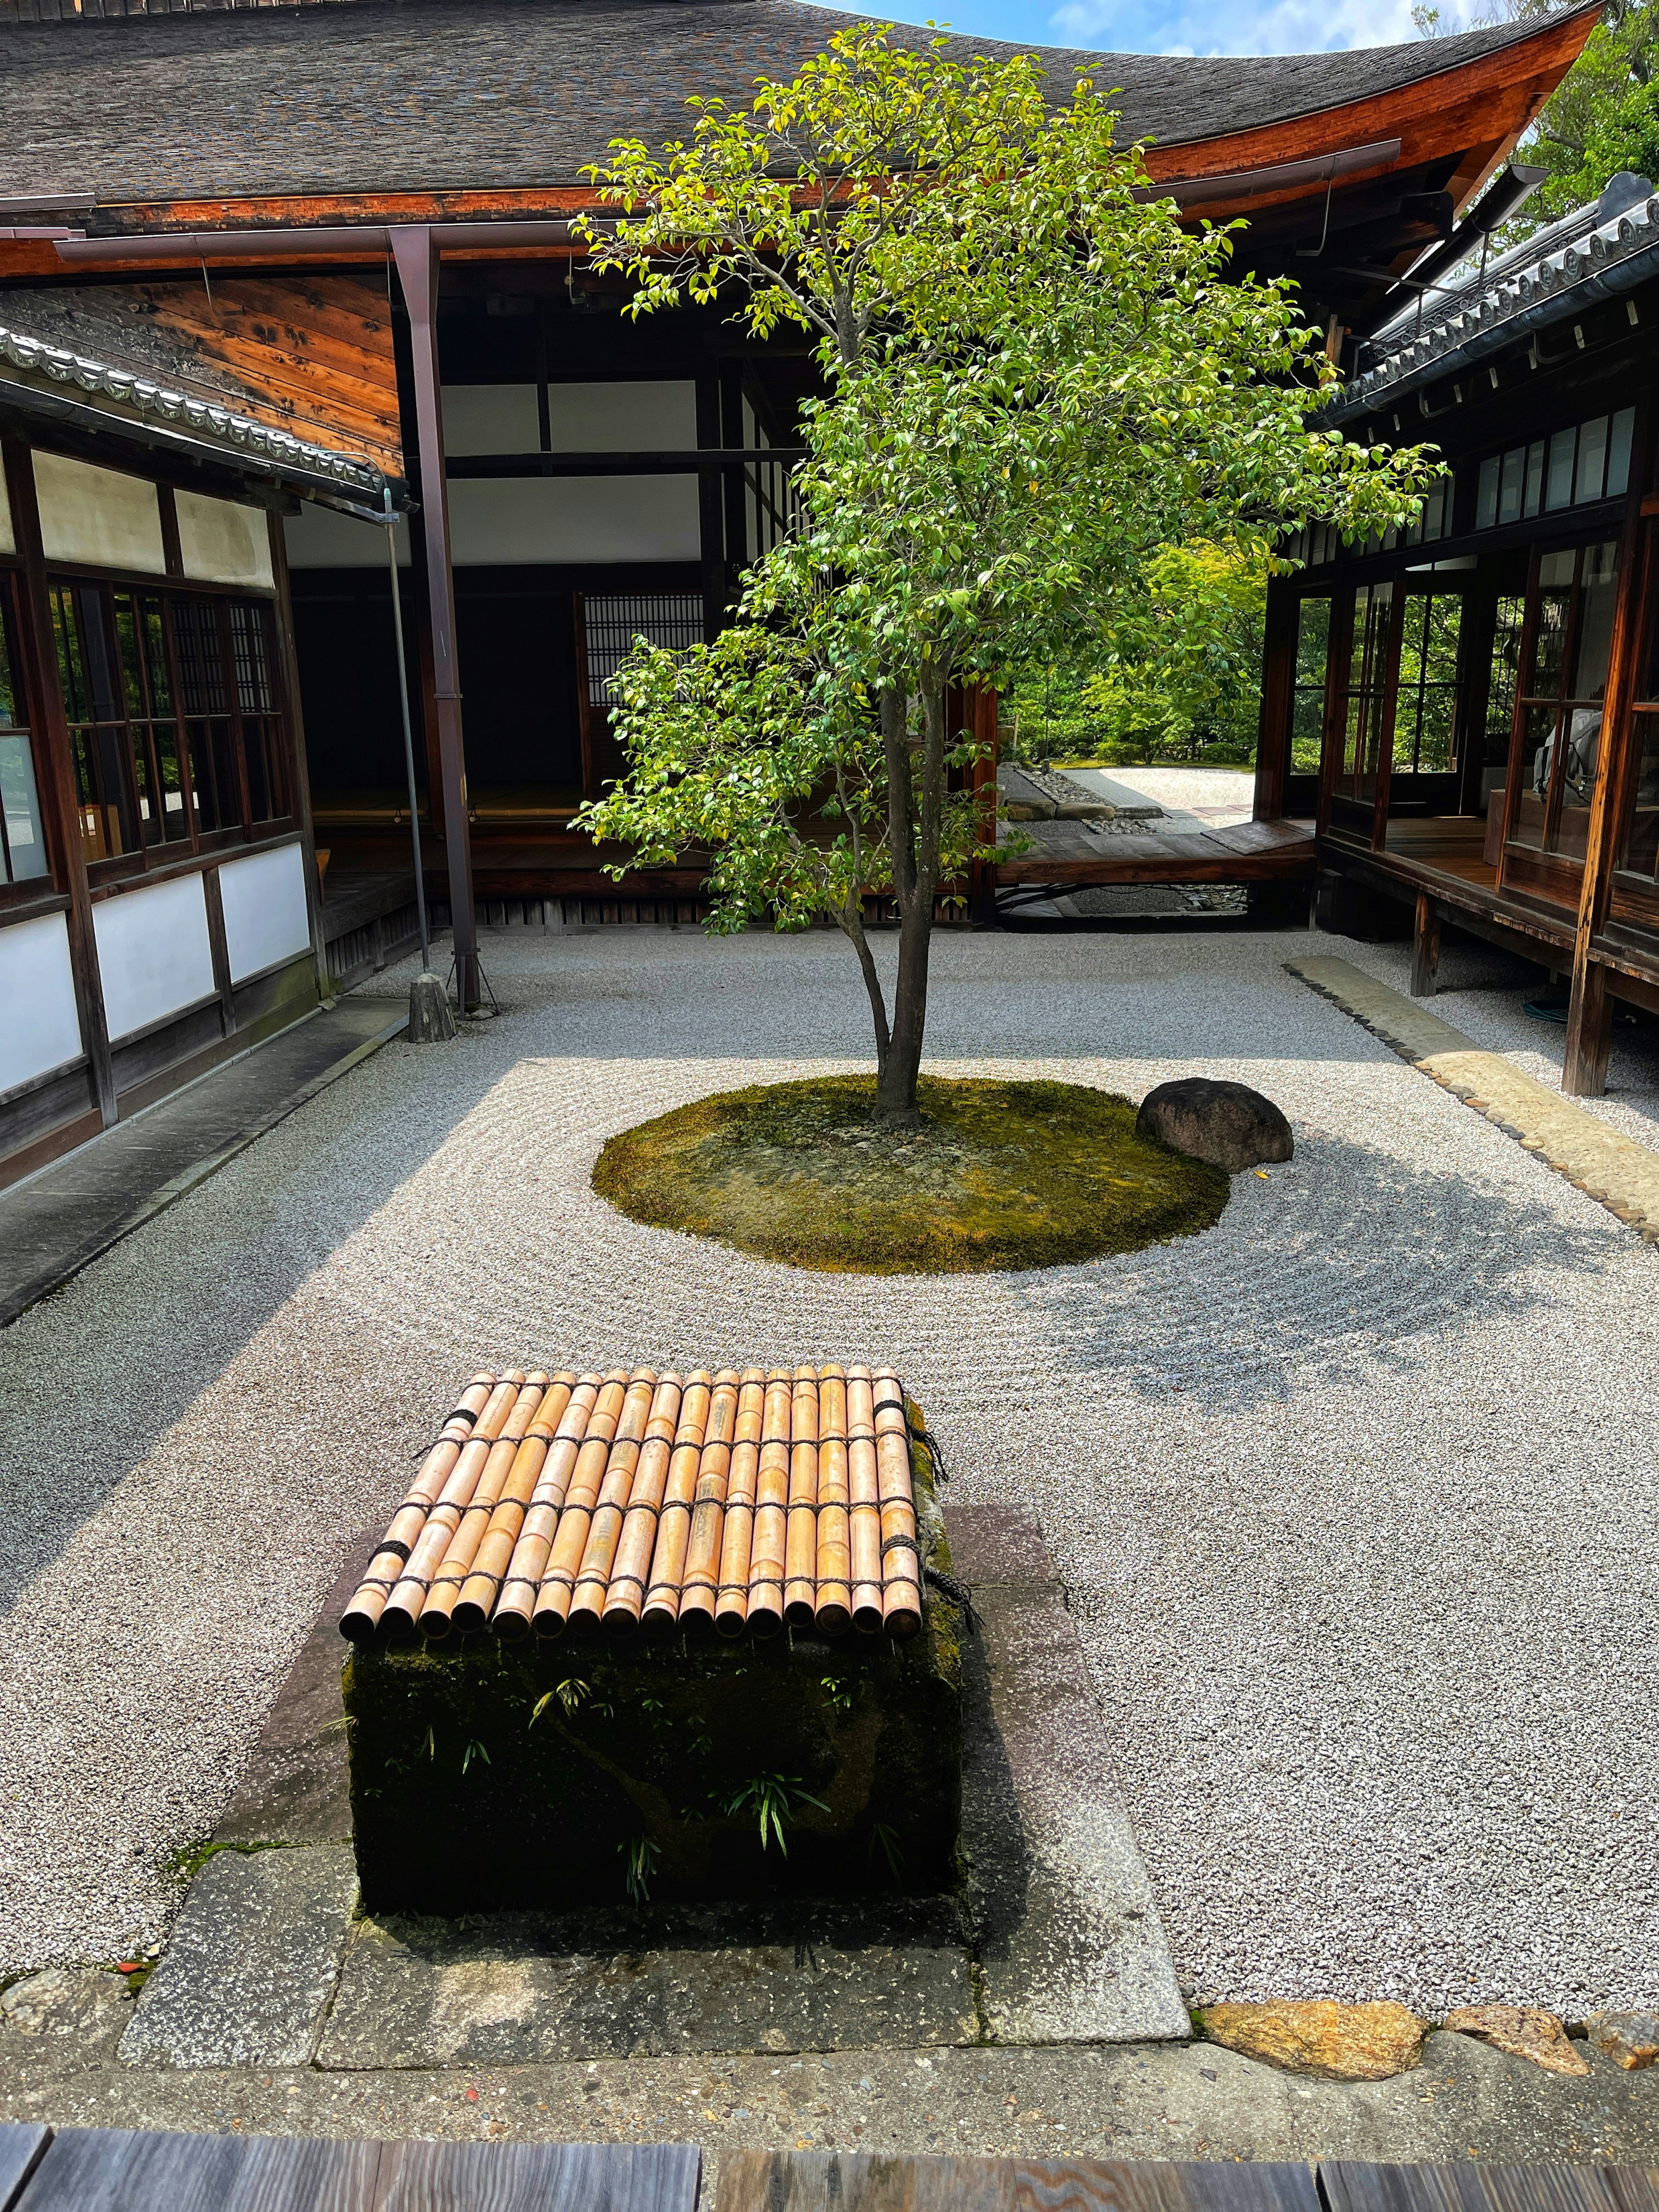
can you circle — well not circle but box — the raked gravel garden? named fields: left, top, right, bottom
left=1, top=922, right=1656, bottom=2018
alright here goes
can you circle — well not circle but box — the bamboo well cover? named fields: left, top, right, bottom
left=341, top=1364, right=926, bottom=1646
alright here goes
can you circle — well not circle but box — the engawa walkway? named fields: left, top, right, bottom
left=0, top=998, right=404, bottom=1328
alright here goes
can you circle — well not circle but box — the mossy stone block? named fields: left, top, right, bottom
left=344, top=1601, right=962, bottom=1915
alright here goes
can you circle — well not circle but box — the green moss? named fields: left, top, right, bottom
left=592, top=1075, right=1229, bottom=1274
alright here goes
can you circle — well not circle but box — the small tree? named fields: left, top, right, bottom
left=578, top=25, right=1433, bottom=1125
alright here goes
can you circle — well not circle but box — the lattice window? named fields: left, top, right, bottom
left=582, top=593, right=703, bottom=707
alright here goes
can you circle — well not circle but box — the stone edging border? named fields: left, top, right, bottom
left=1285, top=955, right=1659, bottom=1245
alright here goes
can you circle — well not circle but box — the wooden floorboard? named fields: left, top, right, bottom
left=0, top=2128, right=49, bottom=2212
left=715, top=2151, right=1321, bottom=2212
left=14, top=2126, right=699, bottom=2212
left=995, top=816, right=1316, bottom=889
left=1602, top=2177, right=1659, bottom=2212
left=1319, top=2164, right=1621, bottom=2212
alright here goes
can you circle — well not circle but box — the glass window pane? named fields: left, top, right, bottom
left=1528, top=570, right=1573, bottom=699
left=1294, top=598, right=1330, bottom=690
left=0, top=591, right=20, bottom=730
left=1608, top=408, right=1636, bottom=499
left=1575, top=417, right=1608, bottom=505
left=1524, top=442, right=1546, bottom=518
left=1499, top=447, right=1525, bottom=525
left=1476, top=457, right=1500, bottom=531
left=1513, top=703, right=1560, bottom=851
left=1546, top=428, right=1577, bottom=512
left=1570, top=541, right=1619, bottom=701
left=1619, top=716, right=1659, bottom=877
left=141, top=600, right=172, bottom=716
left=0, top=732, right=49, bottom=883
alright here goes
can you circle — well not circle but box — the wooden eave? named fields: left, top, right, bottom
left=1141, top=3, right=1593, bottom=227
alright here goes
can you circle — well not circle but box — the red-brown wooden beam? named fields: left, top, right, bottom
left=389, top=225, right=480, bottom=1009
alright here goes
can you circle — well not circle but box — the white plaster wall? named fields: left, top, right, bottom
left=219, top=841, right=311, bottom=983
left=0, top=465, right=13, bottom=557
left=442, top=381, right=696, bottom=455
left=449, top=476, right=699, bottom=564
left=284, top=506, right=410, bottom=571
left=34, top=451, right=166, bottom=575
left=177, top=491, right=274, bottom=589
left=92, top=872, right=216, bottom=1042
left=442, top=385, right=541, bottom=455
left=0, top=912, right=83, bottom=1092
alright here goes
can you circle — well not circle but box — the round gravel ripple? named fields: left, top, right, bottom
left=0, top=924, right=1654, bottom=2013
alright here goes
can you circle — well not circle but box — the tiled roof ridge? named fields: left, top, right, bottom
left=0, top=313, right=385, bottom=492
left=1337, top=188, right=1659, bottom=416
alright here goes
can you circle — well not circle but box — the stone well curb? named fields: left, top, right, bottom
left=1287, top=955, right=1659, bottom=1242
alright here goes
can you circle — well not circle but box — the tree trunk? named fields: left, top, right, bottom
left=871, top=673, right=946, bottom=1125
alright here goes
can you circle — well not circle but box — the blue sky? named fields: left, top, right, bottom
left=817, top=0, right=1479, bottom=60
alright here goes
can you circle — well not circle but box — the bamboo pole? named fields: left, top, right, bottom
left=418, top=1372, right=551, bottom=1637
left=341, top=1371, right=497, bottom=1642
left=784, top=1364, right=820, bottom=1629
left=643, top=1369, right=721, bottom=1635
left=714, top=1368, right=766, bottom=1639
left=601, top=1371, right=686, bottom=1635
left=813, top=1363, right=852, bottom=1637
left=381, top=1373, right=525, bottom=1637
left=491, top=1373, right=604, bottom=1640
left=845, top=1364, right=884, bottom=1635
left=744, top=1368, right=793, bottom=1639
left=873, top=1367, right=922, bottom=1638
left=451, top=1372, right=578, bottom=1634
left=532, top=1368, right=640, bottom=1637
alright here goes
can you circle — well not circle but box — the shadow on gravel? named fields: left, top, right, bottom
left=0, top=1026, right=509, bottom=1620
left=1008, top=1131, right=1621, bottom=1413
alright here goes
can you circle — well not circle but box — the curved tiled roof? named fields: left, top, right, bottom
left=0, top=0, right=1589, bottom=203
left=1329, top=181, right=1659, bottom=419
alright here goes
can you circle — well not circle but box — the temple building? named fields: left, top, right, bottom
left=1257, top=164, right=1659, bottom=1096
left=0, top=0, right=1597, bottom=1181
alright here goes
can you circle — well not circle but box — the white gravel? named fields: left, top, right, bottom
left=1, top=921, right=1655, bottom=2015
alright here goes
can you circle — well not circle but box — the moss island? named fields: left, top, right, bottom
left=593, top=1075, right=1229, bottom=1274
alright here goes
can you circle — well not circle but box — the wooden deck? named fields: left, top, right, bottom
left=994, top=816, right=1317, bottom=893
left=716, top=2155, right=1659, bottom=2212
left=0, top=2123, right=699, bottom=2211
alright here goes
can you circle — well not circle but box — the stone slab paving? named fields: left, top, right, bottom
left=3, top=925, right=1658, bottom=2020
left=1286, top=957, right=1659, bottom=1237
left=0, top=998, right=404, bottom=1328
left=117, top=1847, right=359, bottom=2071
left=2, top=1980, right=1657, bottom=2173
left=120, top=1503, right=1182, bottom=2072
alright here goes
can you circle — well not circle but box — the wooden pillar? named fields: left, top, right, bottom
left=3, top=438, right=116, bottom=1126
left=1564, top=407, right=1650, bottom=1097
left=695, top=365, right=725, bottom=645
left=968, top=683, right=999, bottom=926
left=1254, top=576, right=1296, bottom=823
left=390, top=225, right=479, bottom=1007
left=266, top=509, right=330, bottom=1002
left=720, top=362, right=747, bottom=594
left=1410, top=890, right=1440, bottom=998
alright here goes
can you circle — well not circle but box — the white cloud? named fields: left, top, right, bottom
left=1048, top=0, right=1482, bottom=56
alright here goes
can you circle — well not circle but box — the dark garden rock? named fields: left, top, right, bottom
left=1135, top=1077, right=1294, bottom=1173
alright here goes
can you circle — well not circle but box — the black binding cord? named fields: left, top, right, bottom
left=923, top=1564, right=981, bottom=1634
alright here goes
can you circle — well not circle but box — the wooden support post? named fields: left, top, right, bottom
left=1564, top=960, right=1613, bottom=1097
left=267, top=510, right=331, bottom=1004
left=3, top=438, right=117, bottom=1126
left=1564, top=408, right=1650, bottom=1096
left=1254, top=576, right=1296, bottom=823
left=720, top=362, right=747, bottom=594
left=696, top=366, right=725, bottom=645
left=390, top=225, right=479, bottom=1009
left=968, top=683, right=999, bottom=926
left=1410, top=890, right=1440, bottom=998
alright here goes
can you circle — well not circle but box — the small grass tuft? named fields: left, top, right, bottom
left=593, top=1074, right=1228, bottom=1273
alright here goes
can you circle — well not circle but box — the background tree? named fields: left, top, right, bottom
left=578, top=25, right=1433, bottom=1125
left=1415, top=0, right=1659, bottom=227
